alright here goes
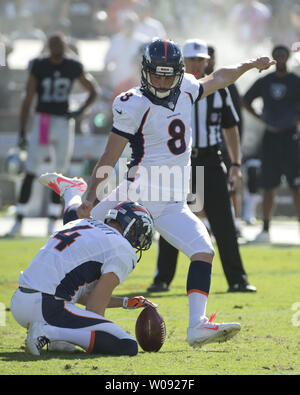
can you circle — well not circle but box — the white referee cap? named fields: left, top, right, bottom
left=183, top=39, right=210, bottom=59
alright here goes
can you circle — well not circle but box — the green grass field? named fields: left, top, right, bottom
left=0, top=237, right=300, bottom=375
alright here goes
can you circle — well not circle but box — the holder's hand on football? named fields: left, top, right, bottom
left=123, top=296, right=158, bottom=309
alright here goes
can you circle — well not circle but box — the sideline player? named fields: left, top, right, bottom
left=7, top=32, right=97, bottom=236
left=10, top=178, right=156, bottom=356
left=243, top=44, right=300, bottom=242
left=46, top=40, right=275, bottom=347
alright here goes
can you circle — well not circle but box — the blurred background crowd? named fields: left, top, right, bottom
left=0, top=0, right=300, bottom=222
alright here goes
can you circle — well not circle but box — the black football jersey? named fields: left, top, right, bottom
left=244, top=72, right=300, bottom=131
left=29, top=56, right=83, bottom=116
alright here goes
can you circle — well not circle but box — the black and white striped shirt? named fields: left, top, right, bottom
left=192, top=87, right=239, bottom=148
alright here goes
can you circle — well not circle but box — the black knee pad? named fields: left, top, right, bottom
left=91, top=331, right=138, bottom=356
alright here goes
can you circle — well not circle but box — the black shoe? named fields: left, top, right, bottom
left=227, top=283, right=257, bottom=293
left=147, top=282, right=170, bottom=293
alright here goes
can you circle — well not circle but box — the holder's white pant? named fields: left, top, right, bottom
left=10, top=289, right=133, bottom=348
left=26, top=113, right=75, bottom=175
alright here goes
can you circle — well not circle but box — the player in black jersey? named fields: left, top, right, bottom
left=7, top=33, right=97, bottom=236
left=243, top=45, right=300, bottom=242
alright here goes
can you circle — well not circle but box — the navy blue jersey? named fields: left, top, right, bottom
left=29, top=56, right=83, bottom=116
left=244, top=72, right=300, bottom=131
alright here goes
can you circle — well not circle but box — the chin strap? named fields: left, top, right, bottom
left=136, top=247, right=143, bottom=263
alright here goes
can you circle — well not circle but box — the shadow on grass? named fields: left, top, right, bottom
left=118, top=291, right=246, bottom=298
left=117, top=292, right=187, bottom=299
left=0, top=346, right=230, bottom=362
left=0, top=350, right=116, bottom=362
left=139, top=349, right=230, bottom=355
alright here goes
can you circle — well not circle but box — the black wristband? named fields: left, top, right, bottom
left=231, top=163, right=241, bottom=167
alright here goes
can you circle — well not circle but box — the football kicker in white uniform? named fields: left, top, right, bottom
left=10, top=190, right=156, bottom=356
left=42, top=39, right=275, bottom=348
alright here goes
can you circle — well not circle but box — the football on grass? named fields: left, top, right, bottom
left=135, top=306, right=166, bottom=352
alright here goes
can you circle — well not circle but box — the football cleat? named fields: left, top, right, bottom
left=187, top=315, right=241, bottom=348
left=147, top=282, right=170, bottom=293
left=7, top=219, right=22, bottom=236
left=39, top=173, right=87, bottom=198
left=26, top=322, right=50, bottom=356
left=253, top=230, right=270, bottom=243
left=228, top=283, right=257, bottom=293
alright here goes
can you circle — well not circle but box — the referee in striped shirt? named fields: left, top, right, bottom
left=147, top=39, right=256, bottom=293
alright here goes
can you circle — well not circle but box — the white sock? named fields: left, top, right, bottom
left=16, top=203, right=26, bottom=217
left=43, top=324, right=92, bottom=351
left=243, top=193, right=260, bottom=221
left=235, top=217, right=241, bottom=230
left=188, top=292, right=208, bottom=327
left=63, top=190, right=82, bottom=212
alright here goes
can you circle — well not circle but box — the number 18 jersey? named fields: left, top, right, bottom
left=112, top=73, right=203, bottom=200
left=29, top=56, right=83, bottom=116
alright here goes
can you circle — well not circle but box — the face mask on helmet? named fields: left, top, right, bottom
left=104, top=201, right=154, bottom=262
left=141, top=39, right=184, bottom=99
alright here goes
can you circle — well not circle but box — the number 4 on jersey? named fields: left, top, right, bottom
left=54, top=225, right=92, bottom=252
